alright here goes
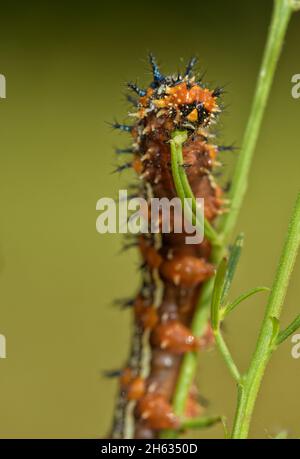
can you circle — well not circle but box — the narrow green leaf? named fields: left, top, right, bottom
left=211, top=257, right=228, bottom=331
left=276, top=313, right=300, bottom=345
left=221, top=233, right=244, bottom=304
left=223, top=286, right=270, bottom=317
left=180, top=415, right=221, bottom=431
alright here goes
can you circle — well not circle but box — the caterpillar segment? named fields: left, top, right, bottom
left=110, top=55, right=225, bottom=439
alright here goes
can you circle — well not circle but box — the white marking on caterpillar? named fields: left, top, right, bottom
left=124, top=400, right=135, bottom=439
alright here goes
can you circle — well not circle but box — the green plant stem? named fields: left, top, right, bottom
left=167, top=0, right=294, bottom=439
left=170, top=130, right=188, bottom=201
left=162, top=245, right=222, bottom=438
left=214, top=332, right=241, bottom=383
left=222, top=286, right=270, bottom=318
left=220, top=0, right=293, bottom=242
left=170, top=131, right=222, bottom=246
left=231, top=193, right=300, bottom=439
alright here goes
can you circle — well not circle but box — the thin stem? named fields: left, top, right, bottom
left=219, top=0, right=293, bottom=243
left=222, top=286, right=270, bottom=318
left=170, top=131, right=188, bottom=202
left=162, top=245, right=222, bottom=438
left=162, top=134, right=223, bottom=438
left=170, top=131, right=222, bottom=246
left=231, top=193, right=300, bottom=438
left=214, top=332, right=241, bottom=383
left=174, top=133, right=222, bottom=246
left=169, top=0, right=294, bottom=438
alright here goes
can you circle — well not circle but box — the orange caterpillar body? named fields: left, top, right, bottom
left=110, top=55, right=225, bottom=438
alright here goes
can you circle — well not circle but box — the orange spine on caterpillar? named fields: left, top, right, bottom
left=109, top=54, right=228, bottom=439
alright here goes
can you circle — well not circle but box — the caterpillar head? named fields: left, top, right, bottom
left=129, top=54, right=221, bottom=131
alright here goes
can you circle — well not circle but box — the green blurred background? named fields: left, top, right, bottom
left=0, top=0, right=299, bottom=439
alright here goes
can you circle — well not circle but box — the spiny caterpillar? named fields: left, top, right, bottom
left=109, top=54, right=228, bottom=439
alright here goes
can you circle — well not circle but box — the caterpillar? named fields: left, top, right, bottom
left=109, top=54, right=226, bottom=439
